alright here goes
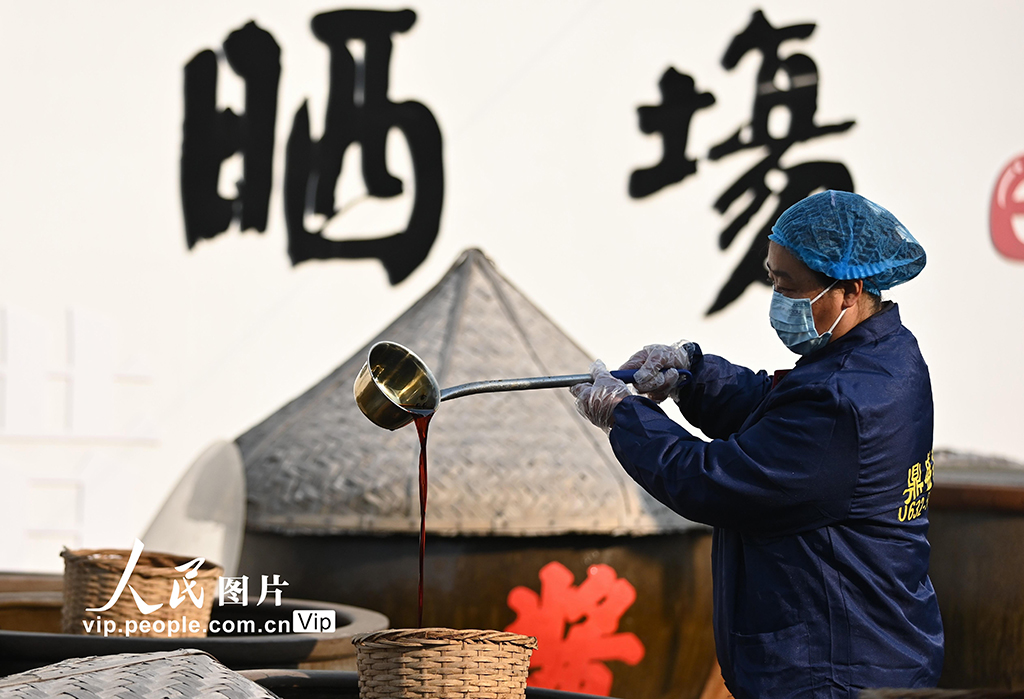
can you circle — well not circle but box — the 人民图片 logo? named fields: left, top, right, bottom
left=76, top=538, right=328, bottom=637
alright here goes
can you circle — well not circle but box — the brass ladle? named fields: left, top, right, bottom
left=354, top=341, right=691, bottom=430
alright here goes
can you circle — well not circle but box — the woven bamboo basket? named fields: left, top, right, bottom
left=352, top=628, right=538, bottom=699
left=60, top=547, right=222, bottom=637
left=0, top=649, right=278, bottom=698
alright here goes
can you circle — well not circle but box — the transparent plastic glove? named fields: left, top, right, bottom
left=619, top=340, right=694, bottom=403
left=570, top=360, right=632, bottom=433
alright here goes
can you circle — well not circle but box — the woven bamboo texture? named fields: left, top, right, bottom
left=61, top=548, right=222, bottom=637
left=353, top=628, right=537, bottom=699
left=239, top=248, right=698, bottom=538
left=0, top=649, right=279, bottom=698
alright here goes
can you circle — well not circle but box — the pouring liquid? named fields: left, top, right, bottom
left=413, top=413, right=432, bottom=628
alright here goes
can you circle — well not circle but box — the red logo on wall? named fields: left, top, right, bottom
left=505, top=561, right=645, bottom=696
left=991, top=155, right=1024, bottom=261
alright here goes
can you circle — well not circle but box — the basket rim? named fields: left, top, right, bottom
left=352, top=627, right=538, bottom=650
left=60, top=547, right=222, bottom=577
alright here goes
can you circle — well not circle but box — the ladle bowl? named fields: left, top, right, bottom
left=353, top=343, right=440, bottom=431
left=354, top=341, right=692, bottom=430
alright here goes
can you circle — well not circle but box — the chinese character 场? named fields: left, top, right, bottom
left=181, top=11, right=444, bottom=285
left=629, top=10, right=856, bottom=314
left=506, top=561, right=645, bottom=696
left=258, top=574, right=289, bottom=606
left=218, top=575, right=249, bottom=606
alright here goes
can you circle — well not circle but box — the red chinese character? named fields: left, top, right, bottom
left=506, top=561, right=645, bottom=696
left=991, top=154, right=1024, bottom=261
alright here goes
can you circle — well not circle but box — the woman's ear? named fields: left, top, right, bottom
left=841, top=279, right=864, bottom=308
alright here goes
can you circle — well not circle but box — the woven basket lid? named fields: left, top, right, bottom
left=238, top=249, right=698, bottom=537
left=0, top=649, right=277, bottom=698
left=352, top=627, right=538, bottom=650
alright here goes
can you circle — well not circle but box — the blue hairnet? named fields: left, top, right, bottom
left=768, top=191, right=926, bottom=294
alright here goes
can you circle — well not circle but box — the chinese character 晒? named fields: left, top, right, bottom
left=218, top=575, right=249, bottom=606
left=284, top=9, right=444, bottom=285
left=181, top=21, right=280, bottom=248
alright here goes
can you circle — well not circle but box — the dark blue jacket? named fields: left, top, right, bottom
left=609, top=304, right=943, bottom=698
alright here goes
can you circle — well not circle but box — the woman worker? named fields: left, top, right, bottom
left=572, top=191, right=943, bottom=698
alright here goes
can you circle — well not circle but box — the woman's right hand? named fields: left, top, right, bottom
left=619, top=341, right=694, bottom=403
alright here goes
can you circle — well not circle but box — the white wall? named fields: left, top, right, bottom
left=1, top=1, right=1021, bottom=571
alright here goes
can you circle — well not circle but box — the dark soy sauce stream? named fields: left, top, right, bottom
left=413, top=413, right=433, bottom=628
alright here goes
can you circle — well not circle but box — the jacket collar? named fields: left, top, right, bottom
left=794, top=301, right=901, bottom=368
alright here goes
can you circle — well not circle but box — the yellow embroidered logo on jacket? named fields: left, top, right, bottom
left=899, top=451, right=933, bottom=522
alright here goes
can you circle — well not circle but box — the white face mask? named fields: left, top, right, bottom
left=769, top=281, right=847, bottom=355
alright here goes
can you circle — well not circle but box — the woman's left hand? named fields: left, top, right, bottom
left=570, top=360, right=632, bottom=433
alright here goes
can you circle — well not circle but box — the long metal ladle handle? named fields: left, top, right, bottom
left=439, top=369, right=692, bottom=402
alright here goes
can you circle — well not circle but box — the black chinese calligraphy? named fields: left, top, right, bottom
left=181, top=21, right=280, bottom=248
left=629, top=68, right=715, bottom=199
left=708, top=10, right=853, bottom=161
left=711, top=161, right=853, bottom=314
left=284, top=9, right=444, bottom=285
left=180, top=11, right=444, bottom=285
left=630, top=10, right=856, bottom=314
